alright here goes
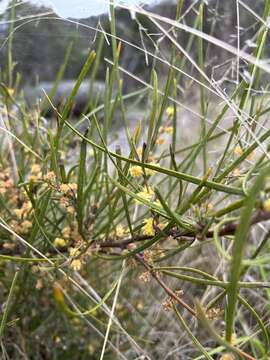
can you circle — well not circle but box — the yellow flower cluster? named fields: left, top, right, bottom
left=3, top=242, right=16, bottom=251
left=70, top=259, right=82, bottom=271
left=129, top=164, right=158, bottom=178
left=156, top=124, right=174, bottom=145
left=263, top=199, right=270, bottom=212
left=165, top=106, right=174, bottom=117
left=14, top=200, right=32, bottom=219
left=206, top=307, right=224, bottom=320
left=53, top=238, right=67, bottom=248
left=11, top=193, right=33, bottom=235
left=62, top=226, right=71, bottom=239
left=143, top=249, right=154, bottom=265
left=136, top=186, right=154, bottom=204
left=159, top=126, right=174, bottom=135
left=29, top=163, right=42, bottom=182
left=43, top=171, right=56, bottom=182
left=162, top=289, right=183, bottom=311
left=156, top=137, right=165, bottom=145
left=59, top=183, right=77, bottom=194
left=139, top=271, right=151, bottom=283
left=58, top=183, right=77, bottom=214
left=0, top=167, right=14, bottom=194
left=142, top=218, right=155, bottom=236
left=69, top=247, right=80, bottom=257
left=234, top=145, right=243, bottom=156
left=162, top=297, right=173, bottom=311
left=68, top=247, right=82, bottom=271
left=62, top=223, right=83, bottom=246
left=67, top=206, right=76, bottom=215
left=115, top=224, right=127, bottom=238
left=11, top=219, right=32, bottom=235
left=129, top=166, right=143, bottom=177
left=234, top=146, right=254, bottom=161
left=68, top=246, right=83, bottom=271
left=164, top=126, right=173, bottom=135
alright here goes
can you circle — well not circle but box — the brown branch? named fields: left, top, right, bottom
left=205, top=209, right=270, bottom=238
left=94, top=209, right=270, bottom=250
left=135, top=253, right=196, bottom=317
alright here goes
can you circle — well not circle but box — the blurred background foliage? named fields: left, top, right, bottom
left=0, top=0, right=268, bottom=88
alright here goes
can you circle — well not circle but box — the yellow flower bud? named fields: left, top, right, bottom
left=129, top=166, right=143, bottom=177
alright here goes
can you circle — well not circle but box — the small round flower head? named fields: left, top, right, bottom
left=44, top=171, right=56, bottom=182
left=59, top=183, right=77, bottom=194
left=29, top=174, right=39, bottom=182
left=53, top=237, right=67, bottom=248
left=29, top=164, right=42, bottom=182
left=136, top=186, right=154, bottom=204
left=156, top=137, right=165, bottom=145
left=263, top=198, right=270, bottom=212
left=234, top=145, right=243, bottom=156
left=143, top=250, right=153, bottom=264
left=158, top=126, right=165, bottom=134
left=23, top=200, right=32, bottom=211
left=3, top=242, right=16, bottom=250
left=115, top=224, right=126, bottom=238
left=164, top=126, right=173, bottom=135
left=66, top=206, right=75, bottom=214
left=129, top=166, right=143, bottom=178
left=20, top=220, right=32, bottom=234
left=62, top=226, right=71, bottom=238
left=165, top=106, right=174, bottom=117
left=175, top=289, right=184, bottom=297
left=31, top=164, right=41, bottom=174
left=142, top=218, right=155, bottom=236
left=70, top=259, right=82, bottom=271
left=139, top=271, right=151, bottom=283
left=69, top=247, right=80, bottom=257
left=206, top=307, right=224, bottom=320
left=14, top=208, right=24, bottom=218
left=162, top=297, right=173, bottom=311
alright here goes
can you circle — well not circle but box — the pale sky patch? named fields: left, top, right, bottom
left=0, top=0, right=156, bottom=18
